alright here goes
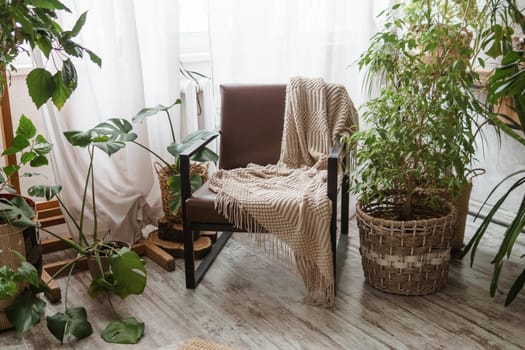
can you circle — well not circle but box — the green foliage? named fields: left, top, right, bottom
left=64, top=118, right=137, bottom=156
left=5, top=287, right=46, bottom=334
left=1, top=257, right=48, bottom=335
left=0, top=196, right=35, bottom=227
left=345, top=0, right=488, bottom=219
left=87, top=247, right=146, bottom=299
left=0, top=0, right=100, bottom=109
left=47, top=306, right=93, bottom=343
left=101, top=317, right=144, bottom=344
left=461, top=0, right=525, bottom=306
left=132, top=102, right=218, bottom=215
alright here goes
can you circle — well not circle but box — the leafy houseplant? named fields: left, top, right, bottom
left=0, top=0, right=147, bottom=343
left=132, top=100, right=218, bottom=216
left=462, top=0, right=525, bottom=306
left=0, top=0, right=101, bottom=109
left=0, top=117, right=147, bottom=343
left=346, top=0, right=490, bottom=295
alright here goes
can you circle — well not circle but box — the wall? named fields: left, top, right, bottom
left=471, top=125, right=524, bottom=223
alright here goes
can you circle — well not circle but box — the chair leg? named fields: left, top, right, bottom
left=184, top=228, right=196, bottom=289
left=341, top=174, right=350, bottom=235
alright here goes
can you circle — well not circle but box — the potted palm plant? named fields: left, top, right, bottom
left=346, top=0, right=490, bottom=295
left=462, top=0, right=525, bottom=306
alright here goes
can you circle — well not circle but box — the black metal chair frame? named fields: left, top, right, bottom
left=180, top=133, right=350, bottom=290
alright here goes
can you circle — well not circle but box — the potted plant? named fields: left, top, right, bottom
left=346, top=0, right=490, bottom=295
left=132, top=100, right=218, bottom=219
left=462, top=0, right=525, bottom=306
left=28, top=118, right=147, bottom=344
left=0, top=0, right=100, bottom=110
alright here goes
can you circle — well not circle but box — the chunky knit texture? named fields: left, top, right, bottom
left=209, top=77, right=358, bottom=306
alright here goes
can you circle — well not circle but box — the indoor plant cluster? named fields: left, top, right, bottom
left=462, top=0, right=525, bottom=306
left=0, top=0, right=146, bottom=344
left=345, top=0, right=490, bottom=295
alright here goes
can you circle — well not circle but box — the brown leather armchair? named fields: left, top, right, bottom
left=180, top=84, right=350, bottom=289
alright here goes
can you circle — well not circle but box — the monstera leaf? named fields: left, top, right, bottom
left=47, top=306, right=93, bottom=343
left=5, top=287, right=46, bottom=334
left=88, top=248, right=146, bottom=299
left=63, top=118, right=137, bottom=156
left=0, top=196, right=35, bottom=228
left=101, top=317, right=144, bottom=344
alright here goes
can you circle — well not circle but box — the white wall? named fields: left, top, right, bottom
left=471, top=125, right=524, bottom=223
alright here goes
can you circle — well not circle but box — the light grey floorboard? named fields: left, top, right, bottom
left=1, top=218, right=524, bottom=349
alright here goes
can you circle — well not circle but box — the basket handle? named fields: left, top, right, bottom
left=153, top=162, right=164, bottom=175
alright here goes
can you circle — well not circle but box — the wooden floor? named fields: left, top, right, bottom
left=1, top=217, right=525, bottom=350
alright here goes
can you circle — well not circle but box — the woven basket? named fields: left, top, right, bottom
left=155, top=162, right=209, bottom=218
left=356, top=196, right=456, bottom=296
left=0, top=224, right=26, bottom=330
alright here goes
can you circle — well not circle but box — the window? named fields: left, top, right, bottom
left=180, top=0, right=210, bottom=62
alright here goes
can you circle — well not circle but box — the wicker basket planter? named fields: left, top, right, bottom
left=356, top=196, right=457, bottom=295
left=155, top=162, right=208, bottom=218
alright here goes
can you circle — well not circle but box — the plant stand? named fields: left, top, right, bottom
left=152, top=215, right=217, bottom=259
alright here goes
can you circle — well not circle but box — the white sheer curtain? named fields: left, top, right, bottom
left=39, top=0, right=179, bottom=243
left=208, top=0, right=389, bottom=106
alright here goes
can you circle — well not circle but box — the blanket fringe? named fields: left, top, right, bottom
left=215, top=192, right=266, bottom=233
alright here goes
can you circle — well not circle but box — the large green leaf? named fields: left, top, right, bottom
left=62, top=59, right=78, bottom=90
left=101, top=317, right=144, bottom=344
left=506, top=268, right=525, bottom=306
left=15, top=261, right=40, bottom=287
left=16, top=115, right=37, bottom=139
left=167, top=142, right=189, bottom=159
left=28, top=184, right=62, bottom=201
left=29, top=155, right=48, bottom=167
left=47, top=306, right=93, bottom=343
left=181, top=129, right=218, bottom=144
left=63, top=130, right=92, bottom=147
left=3, top=164, right=20, bottom=178
left=33, top=134, right=53, bottom=156
left=192, top=147, right=219, bottom=164
left=26, top=68, right=55, bottom=108
left=109, top=248, right=147, bottom=296
left=2, top=135, right=30, bottom=155
left=5, top=287, right=46, bottom=334
left=51, top=71, right=73, bottom=110
left=69, top=12, right=87, bottom=38
left=85, top=49, right=102, bottom=67
left=21, top=151, right=36, bottom=165
left=0, top=197, right=35, bottom=228
left=132, top=99, right=181, bottom=124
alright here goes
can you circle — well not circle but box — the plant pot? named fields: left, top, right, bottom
left=494, top=95, right=521, bottom=127
left=87, top=241, right=130, bottom=280
left=451, top=180, right=473, bottom=251
left=356, top=196, right=456, bottom=295
left=0, top=194, right=40, bottom=330
left=155, top=162, right=208, bottom=218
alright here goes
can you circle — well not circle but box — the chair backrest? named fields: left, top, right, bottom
left=219, top=84, right=286, bottom=169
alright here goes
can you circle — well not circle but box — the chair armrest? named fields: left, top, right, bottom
left=327, top=138, right=346, bottom=202
left=180, top=132, right=220, bottom=224
left=328, top=137, right=345, bottom=160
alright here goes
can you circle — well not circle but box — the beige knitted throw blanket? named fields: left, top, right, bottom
left=209, top=77, right=358, bottom=306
